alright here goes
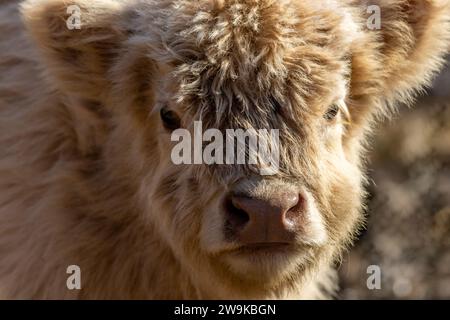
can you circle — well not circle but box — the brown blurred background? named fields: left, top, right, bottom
left=339, top=56, right=450, bottom=299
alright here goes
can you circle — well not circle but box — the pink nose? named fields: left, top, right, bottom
left=225, top=192, right=305, bottom=244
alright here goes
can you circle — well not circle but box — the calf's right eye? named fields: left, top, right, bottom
left=160, top=107, right=181, bottom=131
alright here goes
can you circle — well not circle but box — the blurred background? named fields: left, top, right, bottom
left=339, top=56, right=450, bottom=299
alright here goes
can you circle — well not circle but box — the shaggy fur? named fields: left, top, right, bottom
left=0, top=0, right=449, bottom=299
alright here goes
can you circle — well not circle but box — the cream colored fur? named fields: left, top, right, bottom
left=0, top=0, right=448, bottom=299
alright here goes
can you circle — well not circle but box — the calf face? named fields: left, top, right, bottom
left=22, top=0, right=449, bottom=297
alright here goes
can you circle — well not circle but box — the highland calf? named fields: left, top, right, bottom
left=0, top=0, right=449, bottom=299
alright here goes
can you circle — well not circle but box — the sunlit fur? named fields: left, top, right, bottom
left=0, top=0, right=448, bottom=299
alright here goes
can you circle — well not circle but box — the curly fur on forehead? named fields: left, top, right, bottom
left=133, top=0, right=353, bottom=125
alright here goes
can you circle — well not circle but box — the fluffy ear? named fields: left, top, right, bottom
left=21, top=0, right=129, bottom=101
left=368, top=0, right=450, bottom=105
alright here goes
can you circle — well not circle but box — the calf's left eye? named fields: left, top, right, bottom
left=323, top=104, right=340, bottom=121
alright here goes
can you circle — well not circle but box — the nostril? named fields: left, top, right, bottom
left=224, top=196, right=250, bottom=229
left=285, top=194, right=306, bottom=225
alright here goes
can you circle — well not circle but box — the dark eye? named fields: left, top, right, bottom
left=160, top=107, right=181, bottom=131
left=324, top=104, right=340, bottom=121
